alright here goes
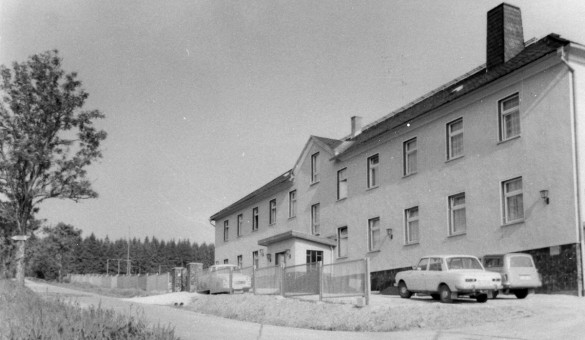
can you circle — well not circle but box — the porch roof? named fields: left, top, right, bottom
left=257, top=230, right=337, bottom=247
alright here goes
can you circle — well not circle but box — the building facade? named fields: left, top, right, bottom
left=210, top=3, right=585, bottom=295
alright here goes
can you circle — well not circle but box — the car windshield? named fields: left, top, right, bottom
left=510, top=256, right=534, bottom=268
left=484, top=257, right=504, bottom=268
left=446, top=257, right=483, bottom=270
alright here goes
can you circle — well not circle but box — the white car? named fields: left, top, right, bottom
left=199, top=264, right=252, bottom=294
left=395, top=255, right=502, bottom=303
left=483, top=253, right=542, bottom=299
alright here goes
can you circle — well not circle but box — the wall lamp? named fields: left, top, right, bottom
left=259, top=249, right=264, bottom=256
left=386, top=228, right=393, bottom=240
left=540, top=190, right=550, bottom=205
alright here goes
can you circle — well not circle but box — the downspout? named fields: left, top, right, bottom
left=561, top=47, right=585, bottom=297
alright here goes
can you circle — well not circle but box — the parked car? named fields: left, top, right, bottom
left=482, top=253, right=542, bottom=299
left=395, top=255, right=502, bottom=303
left=199, top=264, right=252, bottom=294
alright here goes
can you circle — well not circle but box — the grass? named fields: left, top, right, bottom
left=184, top=293, right=534, bottom=332
left=0, top=279, right=178, bottom=339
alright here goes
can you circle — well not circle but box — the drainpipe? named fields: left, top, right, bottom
left=561, top=47, right=585, bottom=297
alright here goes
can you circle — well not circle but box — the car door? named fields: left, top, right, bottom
left=426, top=257, right=444, bottom=291
left=410, top=258, right=429, bottom=291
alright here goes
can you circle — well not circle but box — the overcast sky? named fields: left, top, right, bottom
left=1, top=0, right=584, bottom=245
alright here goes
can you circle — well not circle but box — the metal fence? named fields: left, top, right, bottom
left=253, top=264, right=282, bottom=295
left=193, top=259, right=370, bottom=305
left=254, top=258, right=370, bottom=305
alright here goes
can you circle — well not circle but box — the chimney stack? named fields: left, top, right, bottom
left=486, top=3, right=524, bottom=71
left=351, top=116, right=362, bottom=137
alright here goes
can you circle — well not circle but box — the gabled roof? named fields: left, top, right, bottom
left=209, top=34, right=573, bottom=224
left=337, top=34, right=570, bottom=157
left=210, top=169, right=293, bottom=222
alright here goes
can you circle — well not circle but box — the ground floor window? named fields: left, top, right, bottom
left=237, top=255, right=243, bottom=268
left=306, top=250, right=323, bottom=264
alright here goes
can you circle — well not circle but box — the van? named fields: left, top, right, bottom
left=482, top=253, right=542, bottom=299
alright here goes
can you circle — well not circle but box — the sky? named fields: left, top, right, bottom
left=1, top=0, right=584, bottom=245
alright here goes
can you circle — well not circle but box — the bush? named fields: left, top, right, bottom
left=0, top=279, right=177, bottom=339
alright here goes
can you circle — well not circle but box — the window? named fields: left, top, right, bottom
left=237, top=214, right=243, bottom=237
left=367, top=155, right=379, bottom=188
left=337, top=168, right=348, bottom=199
left=311, top=152, right=319, bottom=183
left=429, top=258, right=443, bottom=271
left=311, top=203, right=320, bottom=235
left=289, top=190, right=297, bottom=218
left=368, top=217, right=381, bottom=251
left=252, top=251, right=259, bottom=268
left=269, top=199, right=276, bottom=225
left=223, top=259, right=228, bottom=264
left=404, top=138, right=417, bottom=176
left=447, top=118, right=463, bottom=160
left=338, top=227, right=348, bottom=258
left=237, top=255, right=243, bottom=268
left=499, top=93, right=520, bottom=141
left=252, top=207, right=259, bottom=231
left=449, top=193, right=466, bottom=235
left=415, top=258, right=429, bottom=270
left=306, top=250, right=323, bottom=264
left=405, top=206, right=419, bottom=244
left=223, top=220, right=229, bottom=241
left=503, top=177, right=524, bottom=224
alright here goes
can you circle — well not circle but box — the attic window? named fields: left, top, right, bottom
left=452, top=85, right=464, bottom=93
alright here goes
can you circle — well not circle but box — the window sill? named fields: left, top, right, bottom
left=310, top=181, right=320, bottom=187
left=404, top=242, right=420, bottom=247
left=336, top=197, right=348, bottom=202
left=269, top=223, right=275, bottom=227
left=337, top=256, right=349, bottom=260
left=252, top=229, right=258, bottom=232
left=501, top=220, right=525, bottom=228
left=498, top=135, right=521, bottom=145
left=403, top=172, right=417, bottom=179
left=446, top=155, right=464, bottom=163
left=288, top=216, right=296, bottom=220
left=447, top=232, right=466, bottom=238
left=366, top=185, right=379, bottom=191
left=367, top=250, right=381, bottom=254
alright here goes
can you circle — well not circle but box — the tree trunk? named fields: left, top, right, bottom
left=15, top=239, right=25, bottom=286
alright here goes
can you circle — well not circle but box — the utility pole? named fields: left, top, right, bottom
left=127, top=225, right=131, bottom=275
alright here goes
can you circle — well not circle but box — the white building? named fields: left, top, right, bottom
left=210, top=3, right=585, bottom=295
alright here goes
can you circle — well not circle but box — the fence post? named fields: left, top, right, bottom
left=280, top=263, right=285, bottom=297
left=252, top=265, right=256, bottom=295
left=318, top=261, right=323, bottom=302
left=229, top=266, right=234, bottom=295
left=365, top=257, right=371, bottom=306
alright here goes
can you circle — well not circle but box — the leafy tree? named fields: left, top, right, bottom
left=0, top=50, right=106, bottom=285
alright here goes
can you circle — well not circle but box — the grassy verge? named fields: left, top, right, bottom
left=0, top=280, right=178, bottom=339
left=49, top=280, right=157, bottom=298
left=184, top=293, right=534, bottom=332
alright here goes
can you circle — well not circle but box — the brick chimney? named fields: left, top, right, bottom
left=351, top=116, right=362, bottom=137
left=486, top=3, right=524, bottom=71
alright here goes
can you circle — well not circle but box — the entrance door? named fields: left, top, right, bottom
left=275, top=251, right=286, bottom=266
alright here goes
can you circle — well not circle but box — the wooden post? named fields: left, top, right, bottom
left=318, top=261, right=323, bottom=302
left=229, top=266, right=234, bottom=294
left=252, top=265, right=257, bottom=295
left=365, top=257, right=371, bottom=306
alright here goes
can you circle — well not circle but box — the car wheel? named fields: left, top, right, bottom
left=476, top=293, right=488, bottom=303
left=439, top=284, right=453, bottom=303
left=398, top=281, right=412, bottom=299
left=430, top=294, right=440, bottom=301
left=490, top=290, right=499, bottom=299
left=514, top=289, right=529, bottom=299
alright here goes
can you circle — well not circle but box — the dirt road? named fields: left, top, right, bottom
left=26, top=280, right=585, bottom=340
